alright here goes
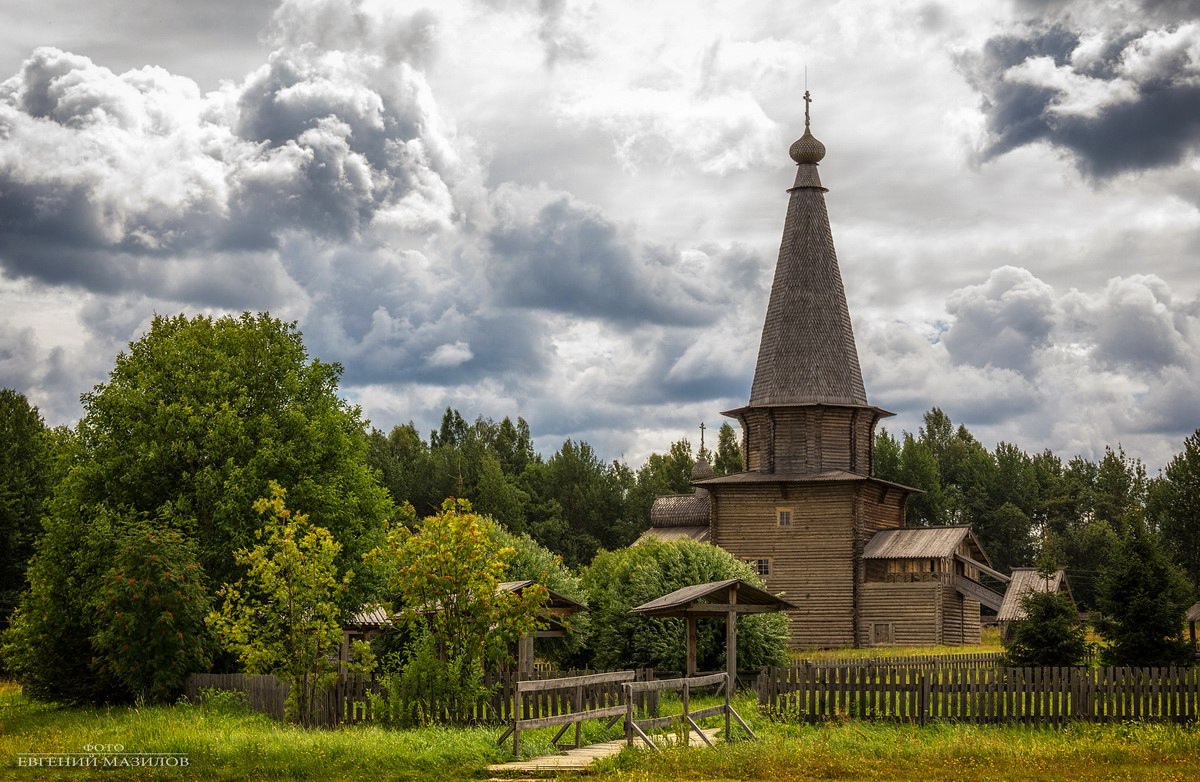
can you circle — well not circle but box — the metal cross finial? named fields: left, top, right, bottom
left=699, top=421, right=706, bottom=452
left=803, top=90, right=812, bottom=130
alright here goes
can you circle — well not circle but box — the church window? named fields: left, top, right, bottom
left=745, top=558, right=771, bottom=577
left=777, top=508, right=793, bottom=528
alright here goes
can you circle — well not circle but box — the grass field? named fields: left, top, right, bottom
left=3, top=678, right=1199, bottom=781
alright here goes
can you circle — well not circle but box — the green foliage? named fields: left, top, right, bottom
left=2, top=506, right=129, bottom=704
left=1003, top=589, right=1089, bottom=667
left=208, top=483, right=373, bottom=725
left=580, top=539, right=789, bottom=672
left=1149, top=429, right=1200, bottom=592
left=7, top=312, right=390, bottom=705
left=713, top=422, right=744, bottom=476
left=0, top=389, right=55, bottom=637
left=375, top=499, right=547, bottom=724
left=92, top=524, right=213, bottom=703
left=1095, top=523, right=1194, bottom=666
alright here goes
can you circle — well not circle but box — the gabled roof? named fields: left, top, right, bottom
left=630, top=578, right=797, bottom=616
left=1186, top=600, right=1200, bottom=624
left=498, top=580, right=587, bottom=613
left=862, top=526, right=979, bottom=560
left=747, top=115, right=867, bottom=409
left=345, top=604, right=391, bottom=629
left=637, top=526, right=710, bottom=544
left=996, top=568, right=1073, bottom=623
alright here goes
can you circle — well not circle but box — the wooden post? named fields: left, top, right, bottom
left=624, top=683, right=634, bottom=746
left=726, top=583, right=738, bottom=740
left=686, top=615, right=698, bottom=678
left=518, top=634, right=535, bottom=681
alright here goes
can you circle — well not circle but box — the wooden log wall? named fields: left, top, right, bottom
left=859, top=581, right=941, bottom=647
left=756, top=665, right=1200, bottom=724
left=739, top=407, right=878, bottom=474
left=712, top=484, right=858, bottom=648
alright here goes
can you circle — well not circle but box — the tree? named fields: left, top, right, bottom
left=1094, top=523, right=1194, bottom=666
left=1003, top=589, right=1089, bottom=667
left=375, top=499, right=546, bottom=724
left=92, top=524, right=212, bottom=703
left=713, top=423, right=743, bottom=476
left=0, top=389, right=55, bottom=635
left=7, top=313, right=391, bottom=704
left=208, top=483, right=371, bottom=725
left=580, top=539, right=789, bottom=672
left=1150, top=430, right=1200, bottom=591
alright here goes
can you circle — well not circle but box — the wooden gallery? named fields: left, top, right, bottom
left=643, top=95, right=1008, bottom=649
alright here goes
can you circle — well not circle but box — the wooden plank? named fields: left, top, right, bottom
left=514, top=704, right=627, bottom=731
left=517, top=670, right=636, bottom=693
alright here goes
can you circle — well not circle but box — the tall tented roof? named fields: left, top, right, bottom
left=748, top=93, right=867, bottom=408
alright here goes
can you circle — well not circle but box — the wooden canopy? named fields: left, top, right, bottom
left=631, top=579, right=796, bottom=683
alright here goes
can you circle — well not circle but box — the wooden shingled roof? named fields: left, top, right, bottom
left=649, top=493, right=710, bottom=527
left=996, top=568, right=1073, bottom=623
left=745, top=118, right=868, bottom=409
left=861, top=526, right=983, bottom=560
left=497, top=580, right=587, bottom=613
left=630, top=578, right=797, bottom=616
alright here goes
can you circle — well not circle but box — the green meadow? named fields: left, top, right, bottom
left=3, top=680, right=1199, bottom=782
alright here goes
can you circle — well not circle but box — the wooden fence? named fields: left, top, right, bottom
left=757, top=665, right=1200, bottom=724
left=185, top=668, right=657, bottom=728
left=184, top=673, right=379, bottom=726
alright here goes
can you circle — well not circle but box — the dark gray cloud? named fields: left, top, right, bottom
left=964, top=12, right=1200, bottom=179
left=0, top=27, right=460, bottom=291
left=487, top=196, right=716, bottom=326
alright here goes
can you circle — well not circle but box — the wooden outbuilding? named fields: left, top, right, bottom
left=995, top=567, right=1074, bottom=640
left=499, top=580, right=587, bottom=680
left=642, top=94, right=1004, bottom=648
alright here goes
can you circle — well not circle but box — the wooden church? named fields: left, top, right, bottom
left=644, top=95, right=1006, bottom=648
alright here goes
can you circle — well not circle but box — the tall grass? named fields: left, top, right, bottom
left=4, top=680, right=1199, bottom=781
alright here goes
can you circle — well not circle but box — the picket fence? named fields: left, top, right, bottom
left=757, top=665, right=1200, bottom=724
left=184, top=669, right=657, bottom=727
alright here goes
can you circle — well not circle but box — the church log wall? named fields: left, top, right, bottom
left=711, top=483, right=860, bottom=648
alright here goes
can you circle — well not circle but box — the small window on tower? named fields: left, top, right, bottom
left=745, top=558, right=771, bottom=577
left=777, top=508, right=793, bottom=528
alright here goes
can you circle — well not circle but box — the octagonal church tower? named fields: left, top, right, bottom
left=647, top=94, right=1002, bottom=648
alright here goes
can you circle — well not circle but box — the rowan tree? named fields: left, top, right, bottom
left=375, top=499, right=546, bottom=724
left=92, top=525, right=212, bottom=703
left=208, top=483, right=373, bottom=725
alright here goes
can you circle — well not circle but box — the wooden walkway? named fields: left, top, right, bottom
left=486, top=727, right=720, bottom=776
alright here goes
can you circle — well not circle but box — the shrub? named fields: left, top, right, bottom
left=1003, top=589, right=1090, bottom=667
left=580, top=539, right=789, bottom=672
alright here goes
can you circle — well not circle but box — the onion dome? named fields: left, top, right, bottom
left=692, top=457, right=715, bottom=481
left=789, top=89, right=826, bottom=164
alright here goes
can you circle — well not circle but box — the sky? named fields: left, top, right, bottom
left=1, top=0, right=1199, bottom=472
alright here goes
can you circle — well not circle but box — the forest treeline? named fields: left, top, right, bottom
left=364, top=405, right=1200, bottom=611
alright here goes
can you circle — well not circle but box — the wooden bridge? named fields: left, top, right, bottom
left=491, top=669, right=752, bottom=773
